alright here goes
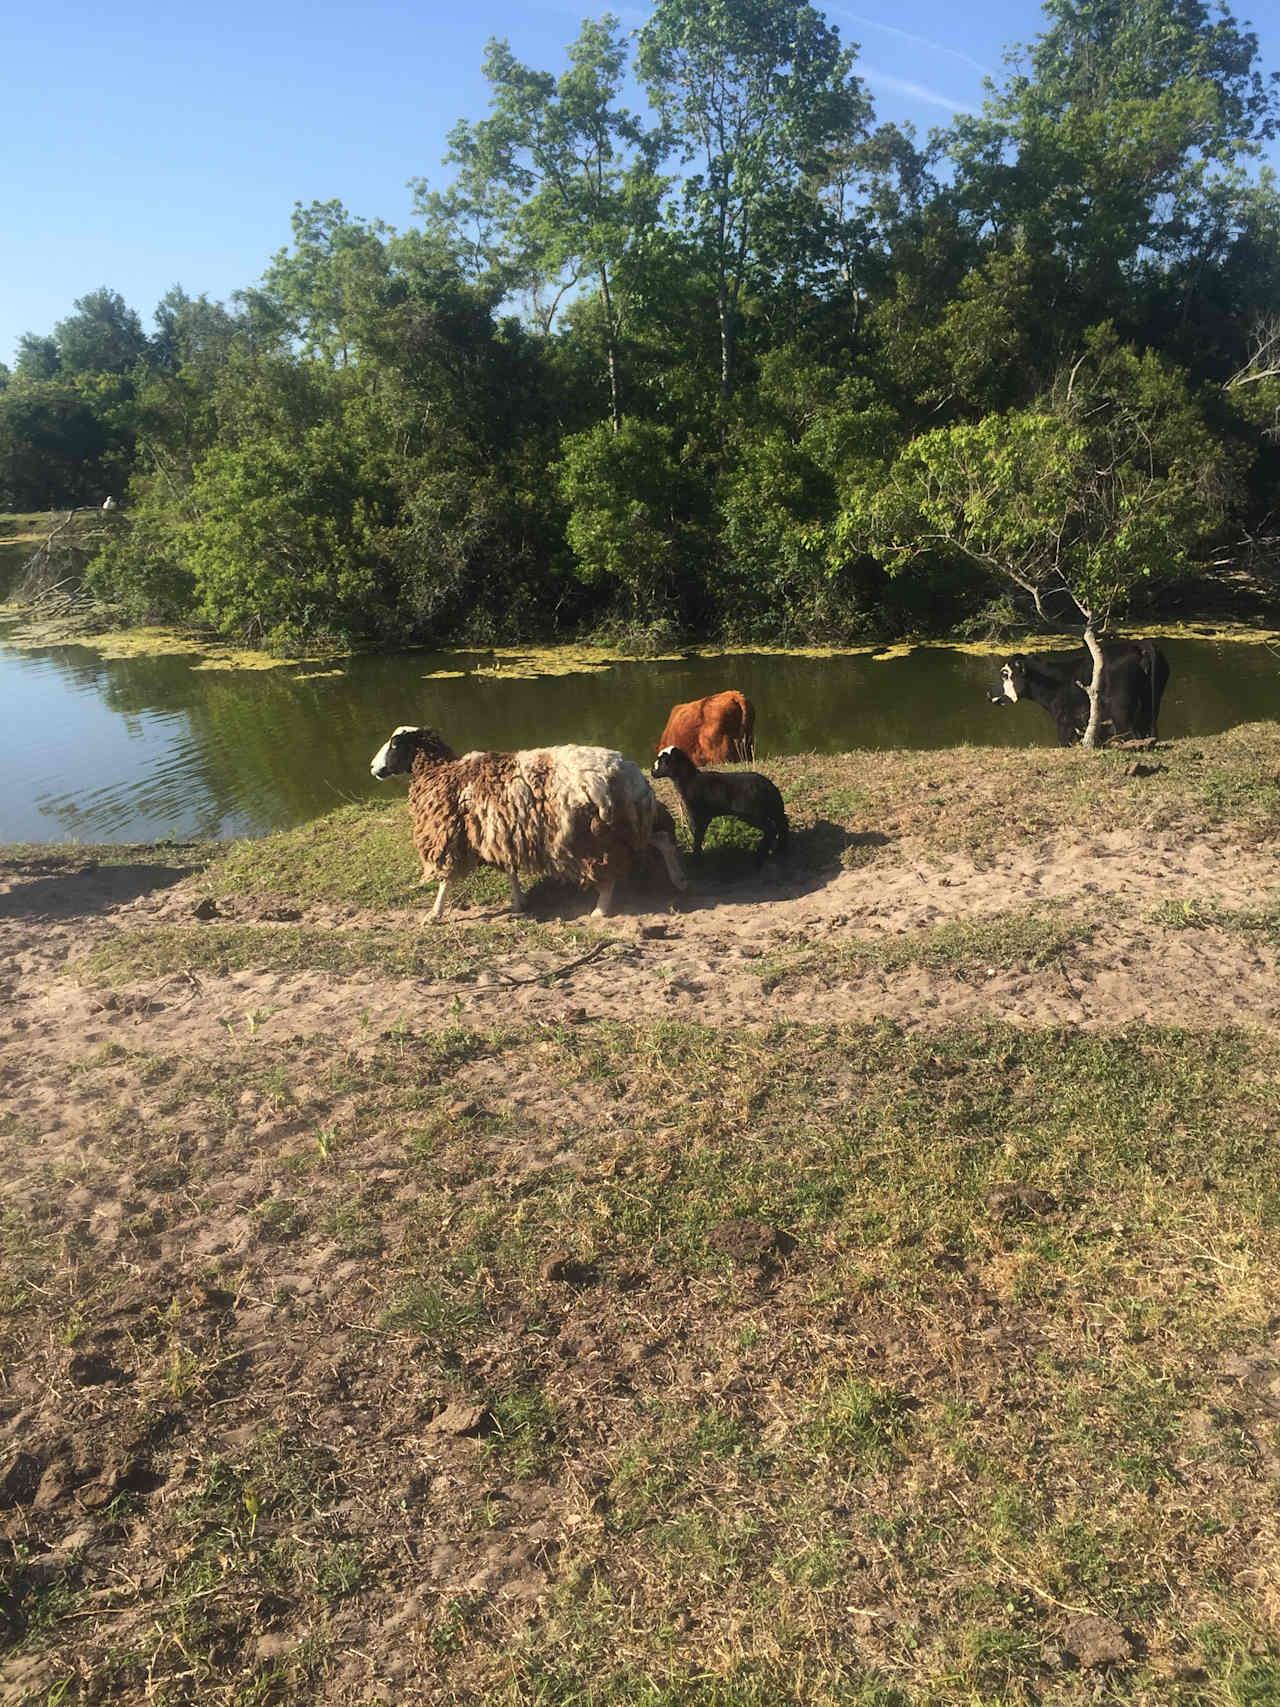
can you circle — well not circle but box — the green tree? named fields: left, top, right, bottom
left=185, top=417, right=393, bottom=647
left=637, top=0, right=871, bottom=400
left=717, top=347, right=901, bottom=638
left=807, top=121, right=939, bottom=342
left=150, top=287, right=241, bottom=377
left=416, top=18, right=660, bottom=430
left=259, top=200, right=392, bottom=365
left=948, top=0, right=1280, bottom=331
left=556, top=418, right=707, bottom=623
left=849, top=329, right=1234, bottom=741
left=1227, top=314, right=1280, bottom=426
left=0, top=383, right=113, bottom=508
left=13, top=333, right=61, bottom=381
left=54, top=288, right=148, bottom=376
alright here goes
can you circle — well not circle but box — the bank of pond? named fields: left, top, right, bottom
left=0, top=623, right=1276, bottom=844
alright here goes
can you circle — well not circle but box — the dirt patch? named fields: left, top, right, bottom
left=3, top=826, right=1278, bottom=1066
left=3, top=770, right=1280, bottom=1704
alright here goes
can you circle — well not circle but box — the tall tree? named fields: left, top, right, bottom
left=416, top=18, right=660, bottom=430
left=849, top=329, right=1234, bottom=741
left=54, top=288, right=148, bottom=376
left=0, top=383, right=114, bottom=507
left=637, top=0, right=871, bottom=400
left=150, top=287, right=241, bottom=378
left=948, top=0, right=1280, bottom=329
left=13, top=333, right=61, bottom=381
left=260, top=200, right=392, bottom=365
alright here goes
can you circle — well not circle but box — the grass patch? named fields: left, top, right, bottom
left=773, top=725, right=1280, bottom=855
left=209, top=801, right=449, bottom=908
left=1152, top=898, right=1280, bottom=943
left=7, top=793, right=1280, bottom=1707
left=77, top=918, right=607, bottom=986
left=485, top=1388, right=562, bottom=1480
left=802, top=1375, right=911, bottom=1468
left=759, top=908, right=1092, bottom=991
left=5, top=728, right=1280, bottom=1705
left=0, top=839, right=220, bottom=874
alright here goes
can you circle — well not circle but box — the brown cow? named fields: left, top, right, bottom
left=657, top=690, right=755, bottom=766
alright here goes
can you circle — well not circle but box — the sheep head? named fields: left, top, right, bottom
left=370, top=726, right=457, bottom=779
left=652, top=745, right=696, bottom=783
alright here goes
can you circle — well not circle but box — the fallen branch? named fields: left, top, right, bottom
left=495, top=938, right=615, bottom=987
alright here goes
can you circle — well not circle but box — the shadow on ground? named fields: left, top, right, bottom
left=512, top=820, right=893, bottom=922
left=0, top=860, right=199, bottom=920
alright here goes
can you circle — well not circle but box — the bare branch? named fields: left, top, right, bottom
left=1227, top=316, right=1280, bottom=389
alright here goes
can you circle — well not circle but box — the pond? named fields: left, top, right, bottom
left=0, top=628, right=1276, bottom=843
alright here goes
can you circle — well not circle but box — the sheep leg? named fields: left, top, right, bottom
left=652, top=832, right=687, bottom=892
left=507, top=871, right=525, bottom=913
left=429, top=879, right=449, bottom=922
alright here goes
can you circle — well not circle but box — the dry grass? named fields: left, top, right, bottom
left=5, top=727, right=1280, bottom=1704
left=3, top=1017, right=1280, bottom=1704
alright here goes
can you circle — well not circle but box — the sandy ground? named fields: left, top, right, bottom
left=3, top=827, right=1280, bottom=1704
left=3, top=826, right=1279, bottom=1078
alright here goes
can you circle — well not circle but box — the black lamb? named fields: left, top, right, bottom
left=652, top=745, right=788, bottom=862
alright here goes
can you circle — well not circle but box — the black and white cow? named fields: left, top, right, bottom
left=991, top=640, right=1170, bottom=746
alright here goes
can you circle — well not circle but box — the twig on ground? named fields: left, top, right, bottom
left=986, top=1546, right=1097, bottom=1616
left=495, top=938, right=615, bottom=987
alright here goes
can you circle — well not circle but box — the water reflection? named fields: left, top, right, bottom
left=0, top=629, right=1275, bottom=843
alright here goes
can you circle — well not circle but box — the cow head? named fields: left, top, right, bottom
left=992, top=656, right=1029, bottom=706
left=370, top=726, right=456, bottom=778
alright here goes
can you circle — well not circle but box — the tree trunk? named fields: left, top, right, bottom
left=1080, top=621, right=1105, bottom=749
left=599, top=265, right=621, bottom=434
left=718, top=280, right=732, bottom=401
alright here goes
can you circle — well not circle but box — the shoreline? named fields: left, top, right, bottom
left=4, top=603, right=1280, bottom=675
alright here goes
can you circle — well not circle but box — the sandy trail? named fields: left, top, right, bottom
left=3, top=828, right=1278, bottom=1081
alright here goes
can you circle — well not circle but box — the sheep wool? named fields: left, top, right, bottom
left=371, top=727, right=660, bottom=919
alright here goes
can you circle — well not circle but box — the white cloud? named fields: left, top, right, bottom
left=830, top=7, right=996, bottom=81
left=863, top=67, right=979, bottom=116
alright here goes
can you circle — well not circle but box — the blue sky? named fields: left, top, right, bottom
left=3, top=0, right=1278, bottom=368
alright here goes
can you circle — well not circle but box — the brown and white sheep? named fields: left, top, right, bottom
left=370, top=726, right=685, bottom=920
